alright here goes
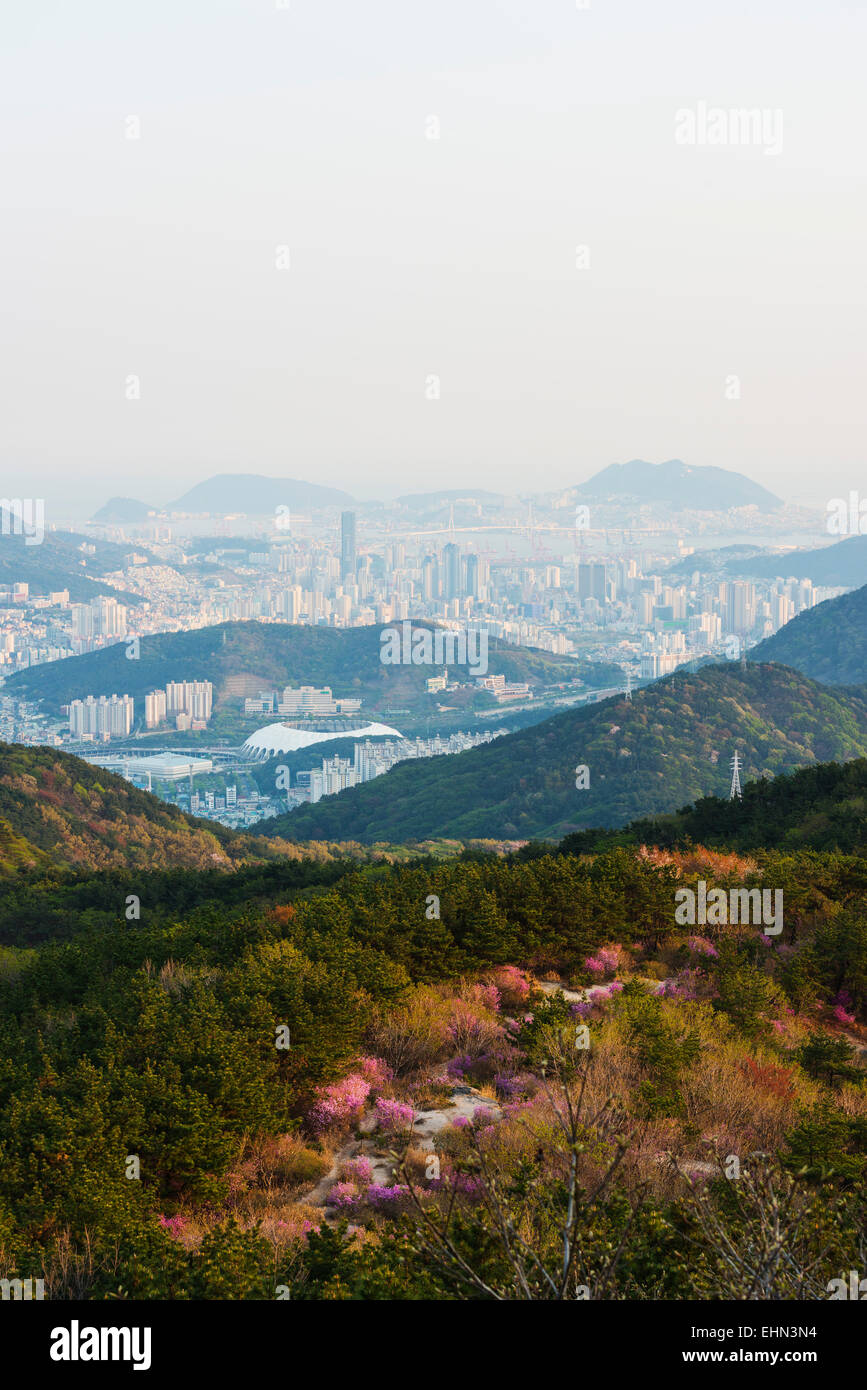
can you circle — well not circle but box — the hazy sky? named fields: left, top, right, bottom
left=1, top=0, right=864, bottom=516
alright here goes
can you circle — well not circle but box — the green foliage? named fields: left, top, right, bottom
left=784, top=1103, right=867, bottom=1182
left=0, top=775, right=865, bottom=1301
left=562, top=757, right=867, bottom=857
left=796, top=1033, right=863, bottom=1088
left=7, top=620, right=588, bottom=719
left=750, top=580, right=867, bottom=685
left=808, top=910, right=867, bottom=1012
left=713, top=949, right=785, bottom=1037
left=261, top=664, right=867, bottom=843
left=620, top=983, right=701, bottom=1118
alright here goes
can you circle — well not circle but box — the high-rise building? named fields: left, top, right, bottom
left=465, top=553, right=480, bottom=599
left=69, top=693, right=134, bottom=739
left=71, top=604, right=94, bottom=640
left=340, top=511, right=356, bottom=580
left=93, top=596, right=127, bottom=638
left=71, top=597, right=128, bottom=641
left=443, top=543, right=461, bottom=600
left=578, top=563, right=607, bottom=603
left=145, top=690, right=168, bottom=728
left=166, top=681, right=213, bottom=721
left=422, top=554, right=439, bottom=601
left=725, top=580, right=757, bottom=635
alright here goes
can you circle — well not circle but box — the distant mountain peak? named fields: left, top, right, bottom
left=169, top=474, right=355, bottom=514
left=91, top=497, right=156, bottom=524
left=575, top=459, right=782, bottom=511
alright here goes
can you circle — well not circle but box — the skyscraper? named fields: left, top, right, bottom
left=443, top=543, right=461, bottom=600
left=422, top=554, right=439, bottom=601
left=578, top=562, right=607, bottom=603
left=340, top=511, right=356, bottom=580
left=465, top=553, right=479, bottom=599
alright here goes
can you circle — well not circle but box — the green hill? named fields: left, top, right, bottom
left=0, top=518, right=145, bottom=603
left=670, top=535, right=867, bottom=587
left=0, top=742, right=261, bottom=874
left=253, top=663, right=867, bottom=844
left=749, top=583, right=867, bottom=685
left=559, top=756, right=867, bottom=856
left=5, top=620, right=617, bottom=717
left=734, top=535, right=867, bottom=585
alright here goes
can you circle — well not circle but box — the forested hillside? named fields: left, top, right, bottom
left=5, top=620, right=615, bottom=715
left=559, top=757, right=867, bottom=856
left=257, top=664, right=867, bottom=843
left=750, top=582, right=867, bottom=685
left=0, top=743, right=355, bottom=874
left=1, top=840, right=864, bottom=1300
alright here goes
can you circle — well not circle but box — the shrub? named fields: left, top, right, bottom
left=656, top=969, right=704, bottom=1002
left=367, top=987, right=453, bottom=1076
left=462, top=981, right=501, bottom=1013
left=490, top=965, right=531, bottom=1009
left=326, top=1182, right=360, bottom=1211
left=446, top=999, right=505, bottom=1057
left=356, top=1055, right=393, bottom=1092
left=584, top=945, right=624, bottom=980
left=340, top=1156, right=373, bottom=1186
left=739, top=1057, right=797, bottom=1101
left=374, top=1097, right=415, bottom=1133
left=621, top=983, right=701, bottom=1118
left=796, top=1033, right=862, bottom=1088
left=714, top=955, right=785, bottom=1037
left=309, top=1074, right=371, bottom=1132
left=273, top=1141, right=331, bottom=1188
left=366, top=1184, right=410, bottom=1214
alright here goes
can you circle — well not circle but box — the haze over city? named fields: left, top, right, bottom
left=2, top=0, right=865, bottom=515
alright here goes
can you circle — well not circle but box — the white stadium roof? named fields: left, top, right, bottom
left=243, top=722, right=404, bottom=758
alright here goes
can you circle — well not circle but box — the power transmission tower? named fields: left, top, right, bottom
left=729, top=750, right=743, bottom=800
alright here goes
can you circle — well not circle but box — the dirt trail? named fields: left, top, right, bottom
left=303, top=1081, right=501, bottom=1214
left=536, top=975, right=668, bottom=1003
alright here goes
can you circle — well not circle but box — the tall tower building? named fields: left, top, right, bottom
left=578, top=562, right=607, bottom=603
left=465, top=553, right=479, bottom=599
left=340, top=511, right=357, bottom=580
left=443, top=543, right=461, bottom=600
left=422, top=554, right=439, bottom=601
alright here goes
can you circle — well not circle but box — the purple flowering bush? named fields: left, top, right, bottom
left=366, top=1183, right=410, bottom=1214
left=326, top=1181, right=360, bottom=1210
left=490, top=965, right=531, bottom=1009
left=340, top=1155, right=374, bottom=1185
left=584, top=944, right=625, bottom=980
left=308, top=1072, right=371, bottom=1132
left=687, top=936, right=719, bottom=959
left=158, top=1214, right=188, bottom=1238
left=374, top=1097, right=415, bottom=1133
left=655, top=969, right=703, bottom=1002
